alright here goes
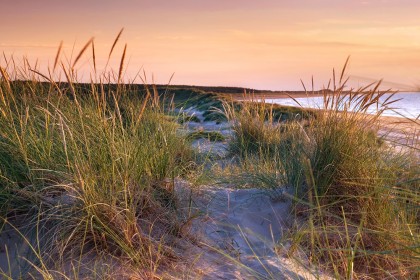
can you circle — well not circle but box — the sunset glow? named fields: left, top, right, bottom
left=2, top=0, right=420, bottom=90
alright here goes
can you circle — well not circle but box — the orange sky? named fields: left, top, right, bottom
left=1, top=0, right=420, bottom=90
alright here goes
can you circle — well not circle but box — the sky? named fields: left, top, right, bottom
left=1, top=0, right=420, bottom=90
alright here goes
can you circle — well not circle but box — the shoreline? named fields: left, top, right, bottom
left=227, top=90, right=420, bottom=101
left=226, top=91, right=327, bottom=100
left=233, top=92, right=419, bottom=122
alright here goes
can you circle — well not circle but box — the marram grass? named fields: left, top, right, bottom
left=1, top=39, right=419, bottom=279
left=0, top=39, right=194, bottom=278
left=224, top=65, right=419, bottom=279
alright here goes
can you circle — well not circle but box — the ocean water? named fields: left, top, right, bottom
left=264, top=92, right=420, bottom=119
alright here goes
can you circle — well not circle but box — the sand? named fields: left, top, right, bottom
left=175, top=108, right=330, bottom=279
left=173, top=179, right=325, bottom=279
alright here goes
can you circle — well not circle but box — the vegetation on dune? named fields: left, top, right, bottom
left=186, top=131, right=225, bottom=142
left=224, top=64, right=420, bottom=279
left=175, top=112, right=201, bottom=124
left=0, top=41, right=197, bottom=278
left=1, top=34, right=418, bottom=280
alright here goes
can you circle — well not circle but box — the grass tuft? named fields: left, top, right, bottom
left=0, top=38, right=195, bottom=278
left=224, top=62, right=420, bottom=279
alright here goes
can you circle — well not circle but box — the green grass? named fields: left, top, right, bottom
left=186, top=131, right=225, bottom=142
left=0, top=44, right=196, bottom=278
left=224, top=65, right=420, bottom=279
left=176, top=113, right=201, bottom=124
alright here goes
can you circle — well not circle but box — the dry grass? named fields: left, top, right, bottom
left=0, top=38, right=196, bottom=279
left=224, top=62, right=420, bottom=279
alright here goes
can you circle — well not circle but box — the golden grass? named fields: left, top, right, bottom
left=224, top=62, right=420, bottom=279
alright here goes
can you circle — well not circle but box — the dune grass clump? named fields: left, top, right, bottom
left=176, top=112, right=201, bottom=124
left=0, top=42, right=194, bottom=278
left=223, top=95, right=307, bottom=197
left=186, top=131, right=225, bottom=142
left=296, top=85, right=419, bottom=279
left=224, top=97, right=284, bottom=157
left=225, top=65, right=420, bottom=278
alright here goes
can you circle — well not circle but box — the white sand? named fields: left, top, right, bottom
left=177, top=107, right=329, bottom=279
left=175, top=184, right=327, bottom=279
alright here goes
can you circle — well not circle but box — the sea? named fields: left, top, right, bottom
left=264, top=92, right=420, bottom=119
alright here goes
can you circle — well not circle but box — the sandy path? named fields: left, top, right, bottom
left=178, top=109, right=328, bottom=279
left=174, top=182, right=324, bottom=280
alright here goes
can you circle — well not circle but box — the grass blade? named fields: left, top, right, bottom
left=109, top=28, right=124, bottom=60
left=53, top=41, right=63, bottom=71
left=72, top=37, right=94, bottom=68
left=118, top=44, right=127, bottom=84
left=92, top=39, right=97, bottom=74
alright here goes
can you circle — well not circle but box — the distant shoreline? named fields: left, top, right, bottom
left=152, top=84, right=419, bottom=95
left=228, top=91, right=324, bottom=100
left=9, top=81, right=418, bottom=96
left=226, top=90, right=420, bottom=101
